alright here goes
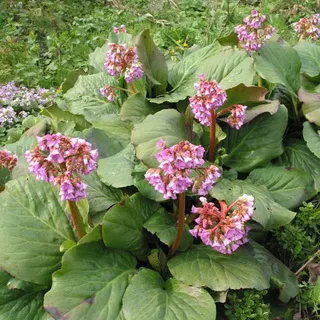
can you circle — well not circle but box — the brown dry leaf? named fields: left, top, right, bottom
left=308, top=262, right=320, bottom=284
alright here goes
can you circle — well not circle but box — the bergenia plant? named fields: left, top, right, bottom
left=190, top=195, right=254, bottom=254
left=25, top=133, right=98, bottom=239
left=189, top=74, right=247, bottom=161
left=145, top=138, right=221, bottom=255
left=0, top=150, right=18, bottom=170
left=293, top=14, right=320, bottom=40
left=235, top=9, right=276, bottom=52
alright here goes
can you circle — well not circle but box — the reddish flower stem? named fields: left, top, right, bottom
left=68, top=200, right=86, bottom=240
left=169, top=192, right=186, bottom=257
left=128, top=82, right=138, bottom=94
left=209, top=110, right=217, bottom=162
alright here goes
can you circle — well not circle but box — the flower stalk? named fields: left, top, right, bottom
left=209, top=110, right=216, bottom=162
left=68, top=200, right=86, bottom=240
left=169, top=192, right=186, bottom=257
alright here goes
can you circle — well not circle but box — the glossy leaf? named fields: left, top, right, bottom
left=279, top=139, right=320, bottom=192
left=98, top=144, right=135, bottom=188
left=0, top=271, right=48, bottom=320
left=44, top=242, right=136, bottom=320
left=248, top=166, right=316, bottom=209
left=168, top=245, right=270, bottom=291
left=144, top=211, right=193, bottom=251
left=220, top=105, right=287, bottom=172
left=102, top=193, right=163, bottom=258
left=136, top=29, right=168, bottom=95
left=0, top=175, right=75, bottom=285
left=123, top=269, right=216, bottom=320
left=250, top=242, right=298, bottom=303
left=151, top=43, right=255, bottom=104
left=295, top=41, right=320, bottom=77
left=254, top=39, right=301, bottom=98
left=131, top=109, right=187, bottom=167
left=299, top=89, right=320, bottom=126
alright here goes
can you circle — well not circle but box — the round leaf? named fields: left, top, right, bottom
left=143, top=211, right=193, bottom=251
left=123, top=269, right=216, bottom=320
left=220, top=105, right=288, bottom=172
left=0, top=175, right=75, bottom=285
left=102, top=193, right=163, bottom=258
left=168, top=245, right=270, bottom=291
left=295, top=41, right=320, bottom=78
left=248, top=166, right=316, bottom=209
left=44, top=242, right=137, bottom=320
left=131, top=109, right=187, bottom=167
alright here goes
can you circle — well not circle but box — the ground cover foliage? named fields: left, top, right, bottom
left=0, top=1, right=320, bottom=319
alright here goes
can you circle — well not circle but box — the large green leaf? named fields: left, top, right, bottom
left=295, top=41, right=320, bottom=78
left=136, top=29, right=168, bottom=95
left=89, top=42, right=108, bottom=73
left=123, top=269, right=216, bottom=320
left=80, top=127, right=126, bottom=159
left=44, top=242, right=136, bottom=320
left=210, top=178, right=296, bottom=229
left=168, top=245, right=270, bottom=291
left=254, top=39, right=301, bottom=98
left=250, top=242, right=298, bottom=303
left=0, top=271, right=48, bottom=320
left=81, top=172, right=123, bottom=218
left=98, top=144, right=135, bottom=188
left=0, top=175, right=75, bottom=285
left=87, top=114, right=132, bottom=148
left=102, top=193, right=163, bottom=258
left=151, top=43, right=255, bottom=104
left=120, top=93, right=165, bottom=124
left=279, top=139, right=320, bottom=192
left=64, top=72, right=119, bottom=120
left=131, top=109, right=187, bottom=167
left=248, top=166, right=316, bottom=209
left=220, top=105, right=287, bottom=172
left=303, top=121, right=320, bottom=159
left=143, top=211, right=193, bottom=251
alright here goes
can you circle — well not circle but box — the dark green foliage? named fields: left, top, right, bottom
left=224, top=289, right=271, bottom=320
left=269, top=202, right=320, bottom=270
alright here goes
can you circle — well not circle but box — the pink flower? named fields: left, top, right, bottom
left=189, top=195, right=254, bottom=254
left=0, top=150, right=18, bottom=170
left=100, top=85, right=117, bottom=101
left=104, top=43, right=143, bottom=82
left=235, top=9, right=276, bottom=52
left=145, top=139, right=221, bottom=199
left=189, top=74, right=227, bottom=126
left=293, top=14, right=320, bottom=40
left=25, top=134, right=98, bottom=202
left=227, top=104, right=247, bottom=129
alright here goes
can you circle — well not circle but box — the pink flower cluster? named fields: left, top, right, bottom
left=0, top=150, right=18, bottom=170
left=145, top=139, right=221, bottom=199
left=100, top=85, right=116, bottom=101
left=104, top=43, right=143, bottom=82
left=235, top=9, right=276, bottom=52
left=25, top=134, right=98, bottom=202
left=189, top=74, right=227, bottom=126
left=190, top=195, right=254, bottom=254
left=293, top=14, right=320, bottom=40
left=113, top=25, right=127, bottom=33
left=189, top=75, right=247, bottom=130
left=227, top=104, right=247, bottom=129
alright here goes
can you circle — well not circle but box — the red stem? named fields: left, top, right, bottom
left=168, top=192, right=186, bottom=257
left=209, top=110, right=216, bottom=162
left=68, top=200, right=86, bottom=240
